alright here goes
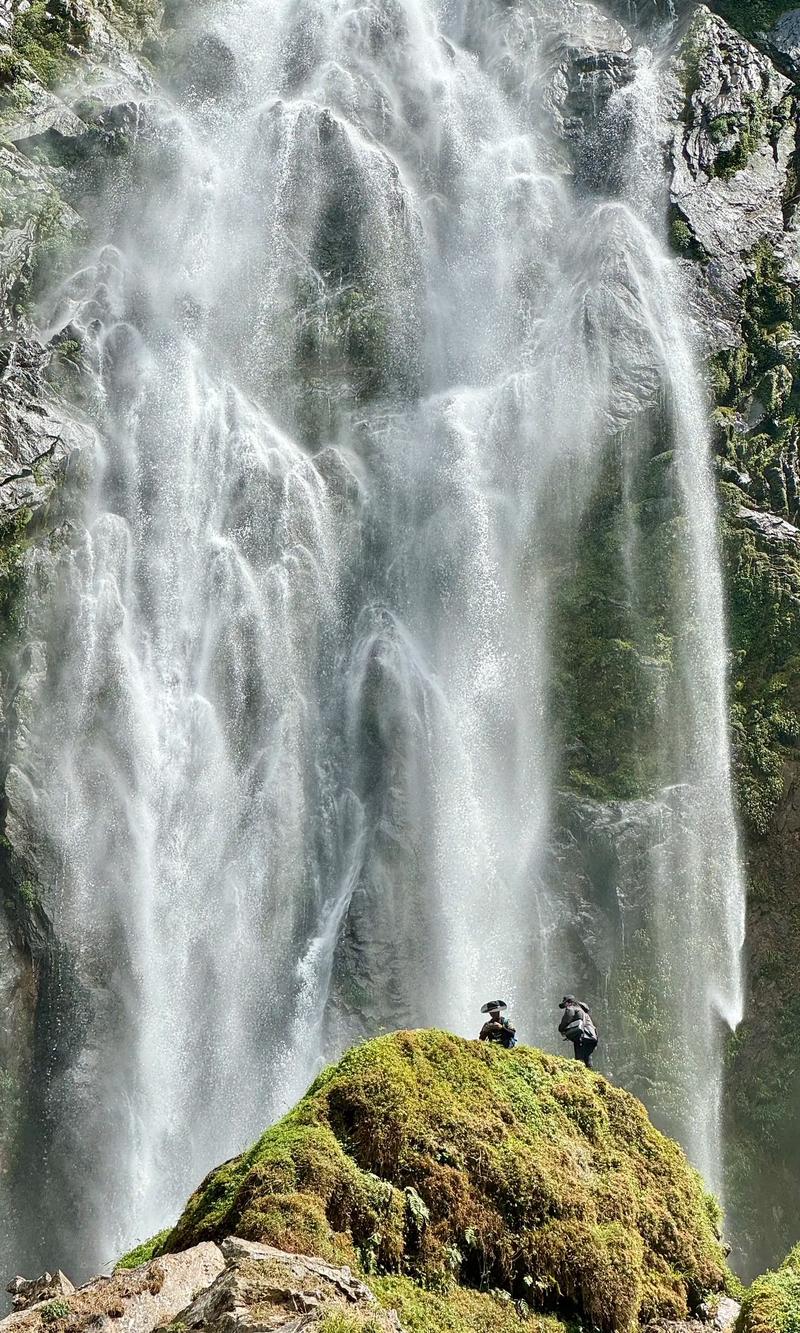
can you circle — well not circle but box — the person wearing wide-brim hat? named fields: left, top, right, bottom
left=479, top=999, right=517, bottom=1048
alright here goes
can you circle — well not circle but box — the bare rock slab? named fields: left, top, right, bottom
left=0, top=1245, right=224, bottom=1333
left=158, top=1238, right=400, bottom=1333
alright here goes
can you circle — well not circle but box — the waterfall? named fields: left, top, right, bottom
left=11, top=0, right=744, bottom=1275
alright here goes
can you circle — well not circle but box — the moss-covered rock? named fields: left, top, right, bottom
left=159, top=1030, right=731, bottom=1333
left=738, top=1243, right=800, bottom=1333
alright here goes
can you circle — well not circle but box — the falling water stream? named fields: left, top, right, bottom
left=11, top=0, right=745, bottom=1277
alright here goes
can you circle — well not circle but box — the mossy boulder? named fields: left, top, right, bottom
left=738, top=1242, right=800, bottom=1332
left=159, top=1030, right=731, bottom=1332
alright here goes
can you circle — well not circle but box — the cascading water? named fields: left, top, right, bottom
left=10, top=0, right=745, bottom=1277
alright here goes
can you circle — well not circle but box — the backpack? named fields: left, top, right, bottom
left=564, top=1012, right=597, bottom=1043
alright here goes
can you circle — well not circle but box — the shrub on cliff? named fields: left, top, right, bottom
left=159, top=1030, right=730, bottom=1332
left=738, top=1242, right=800, bottom=1332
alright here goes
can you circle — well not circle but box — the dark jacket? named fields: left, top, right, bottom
left=559, top=1003, right=596, bottom=1041
left=480, top=1016, right=516, bottom=1048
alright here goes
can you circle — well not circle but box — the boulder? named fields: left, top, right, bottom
left=0, top=1246, right=225, bottom=1333
left=6, top=1272, right=74, bottom=1313
left=156, top=1238, right=400, bottom=1333
left=160, top=1031, right=732, bottom=1333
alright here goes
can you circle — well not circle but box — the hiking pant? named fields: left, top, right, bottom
left=573, top=1036, right=598, bottom=1069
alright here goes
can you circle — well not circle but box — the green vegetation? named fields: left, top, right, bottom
left=738, top=1244, right=800, bottom=1332
left=159, top=1030, right=730, bottom=1332
left=723, top=512, right=800, bottom=834
left=706, top=243, right=800, bottom=835
left=549, top=436, right=677, bottom=802
left=372, top=1276, right=567, bottom=1333
left=709, top=1, right=800, bottom=41
left=669, top=212, right=706, bottom=260
left=712, top=246, right=800, bottom=491
left=115, top=1229, right=172, bottom=1270
left=40, top=1300, right=72, bottom=1323
left=0, top=508, right=33, bottom=659
left=10, top=0, right=88, bottom=89
left=315, top=1313, right=388, bottom=1333
left=708, top=91, right=788, bottom=180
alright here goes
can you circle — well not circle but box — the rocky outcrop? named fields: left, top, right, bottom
left=670, top=7, right=795, bottom=350
left=0, top=1245, right=224, bottom=1333
left=159, top=1031, right=732, bottom=1333
left=538, top=1, right=634, bottom=175
left=0, top=1242, right=399, bottom=1333
left=158, top=1239, right=400, bottom=1333
left=645, top=1295, right=740, bottom=1332
left=6, top=1271, right=74, bottom=1313
left=765, top=8, right=800, bottom=80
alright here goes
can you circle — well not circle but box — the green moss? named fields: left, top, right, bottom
left=710, top=92, right=773, bottom=180
left=160, top=1031, right=731, bottom=1332
left=373, top=1274, right=569, bottom=1333
left=723, top=521, right=800, bottom=834
left=11, top=0, right=88, bottom=89
left=0, top=508, right=34, bottom=656
left=315, top=1313, right=390, bottom=1333
left=115, top=1228, right=172, bottom=1270
left=739, top=1244, right=800, bottom=1333
left=40, top=1300, right=71, bottom=1324
left=548, top=436, right=679, bottom=802
left=669, top=214, right=705, bottom=260
left=708, top=1, right=800, bottom=41
left=709, top=241, right=800, bottom=836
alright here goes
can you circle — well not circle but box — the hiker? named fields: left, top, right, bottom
left=479, top=1000, right=517, bottom=1048
left=558, top=995, right=598, bottom=1068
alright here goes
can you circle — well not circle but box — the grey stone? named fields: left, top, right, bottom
left=712, top=1297, right=741, bottom=1331
left=0, top=73, right=86, bottom=145
left=738, top=505, right=800, bottom=544
left=668, top=8, right=795, bottom=349
left=6, top=1272, right=75, bottom=1313
left=765, top=8, right=800, bottom=80
left=163, top=1239, right=400, bottom=1333
left=539, top=0, right=634, bottom=166
left=0, top=1246, right=225, bottom=1333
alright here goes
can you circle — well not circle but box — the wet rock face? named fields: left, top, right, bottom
left=0, top=0, right=163, bottom=1281
left=538, top=0, right=634, bottom=169
left=765, top=8, right=800, bottom=80
left=669, top=6, right=795, bottom=350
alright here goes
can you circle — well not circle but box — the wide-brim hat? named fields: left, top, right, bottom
left=481, top=999, right=507, bottom=1013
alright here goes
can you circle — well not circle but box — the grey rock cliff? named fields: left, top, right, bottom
left=669, top=6, right=795, bottom=350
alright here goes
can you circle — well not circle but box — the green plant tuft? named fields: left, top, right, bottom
left=39, top=1299, right=71, bottom=1324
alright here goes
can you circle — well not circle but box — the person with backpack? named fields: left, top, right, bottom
left=558, top=995, right=598, bottom=1068
left=479, top=1000, right=517, bottom=1048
